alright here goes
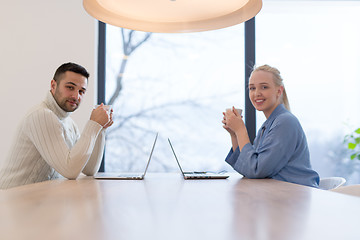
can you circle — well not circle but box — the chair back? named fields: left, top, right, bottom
left=319, top=177, right=346, bottom=190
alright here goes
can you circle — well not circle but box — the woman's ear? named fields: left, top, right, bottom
left=277, top=85, right=284, bottom=97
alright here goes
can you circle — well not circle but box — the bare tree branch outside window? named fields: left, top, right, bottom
left=105, top=26, right=245, bottom=173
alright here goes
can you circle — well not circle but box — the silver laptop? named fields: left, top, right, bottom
left=168, top=138, right=229, bottom=180
left=94, top=133, right=158, bottom=180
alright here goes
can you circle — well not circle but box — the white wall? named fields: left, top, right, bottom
left=0, top=0, right=97, bottom=161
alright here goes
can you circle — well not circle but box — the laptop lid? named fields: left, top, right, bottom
left=167, top=138, right=186, bottom=178
left=94, top=132, right=158, bottom=179
left=167, top=138, right=229, bottom=179
left=142, top=132, right=158, bottom=177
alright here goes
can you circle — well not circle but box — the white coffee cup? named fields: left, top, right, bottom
left=226, top=108, right=242, bottom=116
left=94, top=104, right=112, bottom=113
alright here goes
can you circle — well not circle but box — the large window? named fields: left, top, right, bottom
left=105, top=25, right=245, bottom=173
left=101, top=0, right=360, bottom=184
left=256, top=0, right=360, bottom=184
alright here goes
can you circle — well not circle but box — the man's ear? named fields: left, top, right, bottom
left=50, top=79, right=57, bottom=94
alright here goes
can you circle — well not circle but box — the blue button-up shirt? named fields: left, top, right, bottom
left=225, top=104, right=319, bottom=188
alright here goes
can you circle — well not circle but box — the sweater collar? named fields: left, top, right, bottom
left=45, top=91, right=71, bottom=120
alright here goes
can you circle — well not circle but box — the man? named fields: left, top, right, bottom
left=0, top=62, right=112, bottom=189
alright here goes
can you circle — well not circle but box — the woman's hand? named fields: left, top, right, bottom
left=224, top=107, right=246, bottom=135
left=222, top=112, right=236, bottom=136
left=223, top=107, right=250, bottom=151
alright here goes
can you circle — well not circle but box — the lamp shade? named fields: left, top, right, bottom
left=83, top=0, right=262, bottom=33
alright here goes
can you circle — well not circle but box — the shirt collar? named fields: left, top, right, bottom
left=44, top=91, right=71, bottom=120
left=261, top=104, right=287, bottom=129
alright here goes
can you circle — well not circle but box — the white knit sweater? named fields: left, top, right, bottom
left=0, top=92, right=105, bottom=189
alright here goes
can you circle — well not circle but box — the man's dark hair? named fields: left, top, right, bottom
left=53, top=62, right=90, bottom=82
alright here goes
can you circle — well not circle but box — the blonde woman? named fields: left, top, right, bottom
left=223, top=64, right=319, bottom=187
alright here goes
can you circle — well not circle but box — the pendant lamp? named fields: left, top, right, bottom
left=83, top=0, right=262, bottom=33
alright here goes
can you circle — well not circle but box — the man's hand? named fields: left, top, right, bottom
left=103, top=108, right=114, bottom=129
left=90, top=103, right=110, bottom=127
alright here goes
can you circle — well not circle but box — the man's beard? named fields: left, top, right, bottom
left=53, top=92, right=79, bottom=112
left=59, top=98, right=79, bottom=112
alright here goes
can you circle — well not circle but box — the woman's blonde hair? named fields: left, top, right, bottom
left=251, top=64, right=290, bottom=111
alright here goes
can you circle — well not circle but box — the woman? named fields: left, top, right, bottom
left=223, top=64, right=319, bottom=187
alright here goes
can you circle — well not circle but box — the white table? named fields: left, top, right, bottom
left=0, top=173, right=359, bottom=240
